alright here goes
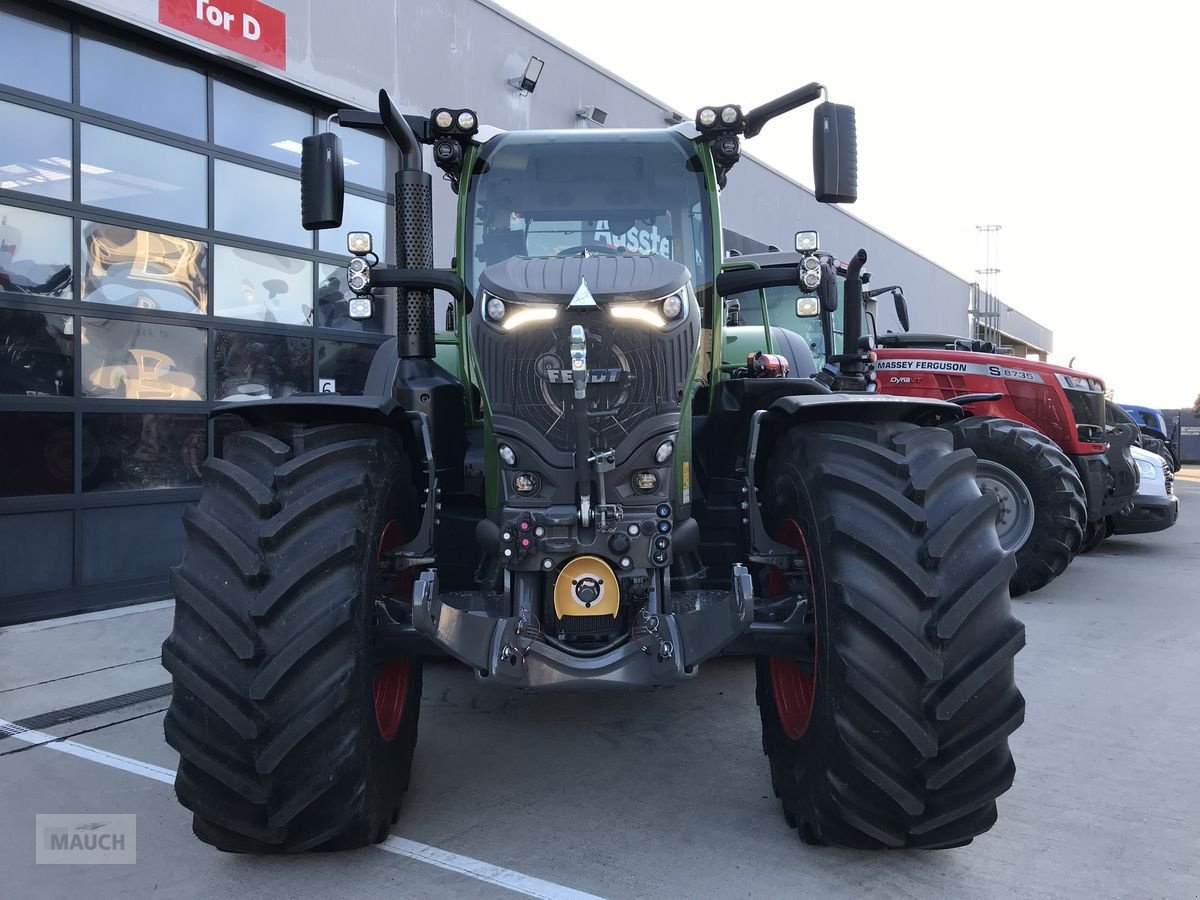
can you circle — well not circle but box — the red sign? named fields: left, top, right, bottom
left=159, top=0, right=286, bottom=70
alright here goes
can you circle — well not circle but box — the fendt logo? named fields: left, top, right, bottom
left=159, top=0, right=286, bottom=70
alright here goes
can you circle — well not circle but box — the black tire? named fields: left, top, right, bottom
left=162, top=421, right=423, bottom=853
left=1080, top=518, right=1108, bottom=554
left=945, top=417, right=1086, bottom=597
left=756, top=421, right=1025, bottom=849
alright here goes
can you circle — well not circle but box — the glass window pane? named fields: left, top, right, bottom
left=79, top=34, right=205, bottom=139
left=213, top=245, right=312, bottom=325
left=81, top=124, right=207, bottom=226
left=318, top=340, right=378, bottom=396
left=215, top=330, right=312, bottom=400
left=214, top=160, right=308, bottom=248
left=319, top=193, right=387, bottom=254
left=213, top=81, right=312, bottom=167
left=0, top=307, right=73, bottom=397
left=0, top=7, right=71, bottom=101
left=0, top=100, right=72, bottom=200
left=0, top=411, right=73, bottom=497
left=81, top=317, right=207, bottom=401
left=332, top=120, right=388, bottom=190
left=81, top=222, right=207, bottom=314
left=82, top=412, right=207, bottom=491
left=0, top=203, right=73, bottom=298
left=317, top=263, right=383, bottom=333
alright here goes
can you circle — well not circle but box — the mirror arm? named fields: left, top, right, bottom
left=743, top=82, right=824, bottom=138
left=370, top=267, right=466, bottom=302
left=716, top=265, right=804, bottom=296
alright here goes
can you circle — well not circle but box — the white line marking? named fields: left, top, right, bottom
left=0, top=717, right=605, bottom=900
left=0, top=600, right=175, bottom=635
left=0, top=719, right=176, bottom=783
left=377, top=836, right=604, bottom=900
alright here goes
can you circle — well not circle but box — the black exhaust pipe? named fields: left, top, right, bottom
left=380, top=90, right=435, bottom=360
left=842, top=248, right=868, bottom=356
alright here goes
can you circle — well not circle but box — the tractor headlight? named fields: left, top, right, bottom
left=498, top=443, right=517, bottom=466
left=632, top=471, right=659, bottom=493
left=513, top=472, right=540, bottom=494
left=697, top=107, right=717, bottom=128
left=347, top=296, right=373, bottom=319
left=434, top=109, right=454, bottom=130
left=347, top=232, right=373, bottom=255
left=485, top=295, right=507, bottom=322
left=802, top=255, right=821, bottom=272
left=720, top=104, right=740, bottom=125
left=654, top=439, right=674, bottom=463
left=457, top=111, right=477, bottom=131
left=801, top=270, right=822, bottom=291
left=661, top=290, right=684, bottom=320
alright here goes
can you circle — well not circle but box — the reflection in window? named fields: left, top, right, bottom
left=81, top=222, right=207, bottom=314
left=0, top=203, right=72, bottom=298
left=319, top=193, right=387, bottom=254
left=81, top=124, right=208, bottom=226
left=213, top=81, right=312, bottom=166
left=331, top=120, right=388, bottom=190
left=79, top=34, right=206, bottom=138
left=213, top=246, right=313, bottom=325
left=0, top=308, right=73, bottom=397
left=0, top=100, right=72, bottom=200
left=317, top=263, right=383, bottom=333
left=81, top=318, right=207, bottom=401
left=82, top=413, right=207, bottom=491
left=0, top=411, right=73, bottom=497
left=318, top=340, right=378, bottom=396
left=0, top=7, right=71, bottom=101
left=214, top=160, right=308, bottom=248
left=215, top=330, right=312, bottom=401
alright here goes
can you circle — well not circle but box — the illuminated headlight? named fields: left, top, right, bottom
left=720, top=105, right=740, bottom=125
left=504, top=307, right=558, bottom=330
left=434, top=109, right=454, bottom=130
left=697, top=107, right=717, bottom=128
left=654, top=439, right=674, bottom=463
left=457, top=111, right=477, bottom=131
left=513, top=472, right=540, bottom=494
left=610, top=304, right=666, bottom=327
left=802, top=255, right=821, bottom=272
left=485, top=296, right=507, bottom=322
left=347, top=232, right=372, bottom=255
left=347, top=296, right=373, bottom=319
left=498, top=443, right=517, bottom=466
left=801, top=270, right=822, bottom=290
left=1136, top=458, right=1161, bottom=481
left=632, top=471, right=658, bottom=493
left=661, top=290, right=684, bottom=320
left=795, top=231, right=820, bottom=252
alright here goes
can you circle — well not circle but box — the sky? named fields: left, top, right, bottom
left=494, top=0, right=1200, bottom=409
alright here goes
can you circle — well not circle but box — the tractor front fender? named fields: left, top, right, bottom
left=211, top=394, right=405, bottom=427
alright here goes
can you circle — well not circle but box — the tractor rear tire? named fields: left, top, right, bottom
left=756, top=421, right=1025, bottom=849
left=162, top=421, right=423, bottom=853
left=945, top=417, right=1086, bottom=597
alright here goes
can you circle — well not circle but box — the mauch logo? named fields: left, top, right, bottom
left=36, top=815, right=137, bottom=865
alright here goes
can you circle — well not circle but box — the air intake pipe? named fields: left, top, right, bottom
left=841, top=248, right=868, bottom=357
left=379, top=90, right=435, bottom=360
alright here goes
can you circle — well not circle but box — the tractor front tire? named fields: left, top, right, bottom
left=756, top=421, right=1026, bottom=849
left=162, top=422, right=423, bottom=853
left=945, top=416, right=1086, bottom=597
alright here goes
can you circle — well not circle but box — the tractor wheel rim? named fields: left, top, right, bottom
left=374, top=520, right=413, bottom=741
left=975, top=460, right=1036, bottom=552
left=768, top=517, right=817, bottom=741
left=373, top=660, right=410, bottom=742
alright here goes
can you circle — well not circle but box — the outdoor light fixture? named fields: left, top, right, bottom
left=347, top=256, right=372, bottom=294
left=347, top=232, right=372, bottom=255
left=508, top=56, right=544, bottom=94
left=347, top=296, right=373, bottom=320
left=795, top=230, right=820, bottom=252
left=576, top=106, right=607, bottom=127
left=695, top=104, right=741, bottom=132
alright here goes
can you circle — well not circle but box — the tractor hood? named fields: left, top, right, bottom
left=479, top=254, right=690, bottom=305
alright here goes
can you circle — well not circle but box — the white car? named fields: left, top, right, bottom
left=1112, top=445, right=1179, bottom=534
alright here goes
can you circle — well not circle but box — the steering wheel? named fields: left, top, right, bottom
left=554, top=244, right=629, bottom=259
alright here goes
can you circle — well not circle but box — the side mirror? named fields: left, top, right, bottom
left=817, top=261, right=838, bottom=312
left=812, top=102, right=857, bottom=204
left=795, top=297, right=820, bottom=318
left=726, top=298, right=741, bottom=327
left=892, top=289, right=910, bottom=332
left=301, top=132, right=345, bottom=230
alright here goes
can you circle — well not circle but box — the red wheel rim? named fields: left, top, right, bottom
left=374, top=660, right=410, bottom=741
left=374, top=521, right=413, bottom=741
left=768, top=518, right=818, bottom=741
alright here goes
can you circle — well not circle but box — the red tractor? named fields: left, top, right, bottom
left=723, top=242, right=1138, bottom=592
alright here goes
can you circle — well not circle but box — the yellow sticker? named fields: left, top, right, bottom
left=682, top=460, right=691, bottom=505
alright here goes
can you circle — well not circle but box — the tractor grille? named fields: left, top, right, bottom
left=1064, top=388, right=1104, bottom=429
left=474, top=310, right=697, bottom=454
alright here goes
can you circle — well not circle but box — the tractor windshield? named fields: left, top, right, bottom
left=464, top=130, right=713, bottom=307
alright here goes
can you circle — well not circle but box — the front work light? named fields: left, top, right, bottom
left=485, top=296, right=507, bottom=322
left=513, top=472, right=540, bottom=494
left=457, top=111, right=477, bottom=131
left=348, top=296, right=373, bottom=319
left=697, top=107, right=717, bottom=128
left=434, top=110, right=454, bottom=130
left=795, top=231, right=820, bottom=252
left=632, top=471, right=659, bottom=493
left=661, top=290, right=684, bottom=320
left=655, top=439, right=674, bottom=463
left=347, top=232, right=373, bottom=255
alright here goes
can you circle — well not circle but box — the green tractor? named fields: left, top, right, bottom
left=162, top=85, right=1026, bottom=853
